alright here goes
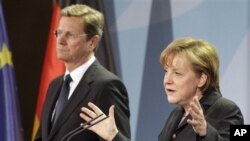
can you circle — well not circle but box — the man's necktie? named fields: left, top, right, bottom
left=53, top=74, right=72, bottom=125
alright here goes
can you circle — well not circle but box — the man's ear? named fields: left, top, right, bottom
left=198, top=73, right=207, bottom=88
left=88, top=35, right=100, bottom=51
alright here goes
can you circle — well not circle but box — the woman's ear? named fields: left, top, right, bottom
left=198, top=73, right=207, bottom=88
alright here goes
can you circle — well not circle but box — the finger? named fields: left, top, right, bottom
left=79, top=113, right=95, bottom=129
left=81, top=107, right=97, bottom=118
left=190, top=98, right=202, bottom=116
left=193, top=96, right=202, bottom=110
left=187, top=119, right=199, bottom=133
left=189, top=107, right=200, bottom=121
left=80, top=112, right=92, bottom=121
left=187, top=119, right=196, bottom=126
left=109, top=105, right=115, bottom=118
left=189, top=103, right=200, bottom=116
left=88, top=102, right=104, bottom=115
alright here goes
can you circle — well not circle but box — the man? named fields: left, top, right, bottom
left=35, top=4, right=130, bottom=141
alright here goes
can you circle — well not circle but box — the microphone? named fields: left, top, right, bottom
left=61, top=114, right=109, bottom=141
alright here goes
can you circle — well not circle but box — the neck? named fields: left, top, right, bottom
left=65, top=53, right=94, bottom=72
left=183, top=90, right=203, bottom=116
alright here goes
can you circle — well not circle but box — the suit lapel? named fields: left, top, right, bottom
left=175, top=114, right=191, bottom=131
left=42, top=76, right=63, bottom=140
left=159, top=107, right=183, bottom=141
left=48, top=61, right=98, bottom=139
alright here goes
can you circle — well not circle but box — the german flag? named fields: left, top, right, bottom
left=31, top=1, right=64, bottom=140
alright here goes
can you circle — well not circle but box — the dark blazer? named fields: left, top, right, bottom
left=158, top=89, right=244, bottom=141
left=113, top=132, right=130, bottom=141
left=35, top=60, right=130, bottom=141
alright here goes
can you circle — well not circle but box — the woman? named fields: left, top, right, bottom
left=158, top=37, right=243, bottom=141
left=80, top=37, right=244, bottom=141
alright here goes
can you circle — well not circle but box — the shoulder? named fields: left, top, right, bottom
left=202, top=89, right=241, bottom=114
left=215, top=97, right=243, bottom=120
left=214, top=97, right=241, bottom=111
left=89, top=61, right=122, bottom=83
left=48, top=74, right=64, bottom=86
left=206, top=96, right=244, bottom=124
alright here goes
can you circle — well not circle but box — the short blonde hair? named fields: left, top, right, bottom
left=160, top=37, right=220, bottom=93
left=60, top=4, right=104, bottom=39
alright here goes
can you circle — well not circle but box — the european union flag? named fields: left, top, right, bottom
left=0, top=1, right=24, bottom=141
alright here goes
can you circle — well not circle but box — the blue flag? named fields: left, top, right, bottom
left=0, top=1, right=24, bottom=141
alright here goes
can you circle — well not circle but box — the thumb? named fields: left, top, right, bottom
left=109, top=105, right=115, bottom=118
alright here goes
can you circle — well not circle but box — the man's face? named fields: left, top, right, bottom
left=55, top=16, right=92, bottom=64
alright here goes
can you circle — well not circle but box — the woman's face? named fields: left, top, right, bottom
left=163, top=54, right=204, bottom=107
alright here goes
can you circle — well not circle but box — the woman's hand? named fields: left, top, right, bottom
left=80, top=102, right=118, bottom=141
left=187, top=96, right=207, bottom=137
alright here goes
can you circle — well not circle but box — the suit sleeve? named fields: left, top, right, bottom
left=95, top=79, right=131, bottom=141
left=113, top=132, right=130, bottom=141
left=201, top=98, right=244, bottom=141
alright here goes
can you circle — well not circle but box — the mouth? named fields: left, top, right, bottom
left=57, top=46, right=67, bottom=52
left=166, top=88, right=175, bottom=94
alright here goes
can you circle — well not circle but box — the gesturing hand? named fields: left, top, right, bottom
left=187, top=96, right=207, bottom=137
left=80, top=102, right=118, bottom=141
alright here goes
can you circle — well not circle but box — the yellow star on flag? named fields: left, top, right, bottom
left=0, top=43, right=13, bottom=69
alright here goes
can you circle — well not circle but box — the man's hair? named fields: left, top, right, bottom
left=160, top=37, right=220, bottom=93
left=60, top=4, right=104, bottom=40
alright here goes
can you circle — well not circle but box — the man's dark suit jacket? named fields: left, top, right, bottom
left=113, top=132, right=130, bottom=141
left=35, top=60, right=130, bottom=141
left=158, top=89, right=244, bottom=141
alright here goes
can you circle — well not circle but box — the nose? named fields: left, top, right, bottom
left=163, top=72, right=173, bottom=85
left=57, top=33, right=67, bottom=41
left=56, top=33, right=68, bottom=44
left=54, top=30, right=67, bottom=41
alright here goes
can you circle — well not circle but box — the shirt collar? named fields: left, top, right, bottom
left=65, top=55, right=96, bottom=83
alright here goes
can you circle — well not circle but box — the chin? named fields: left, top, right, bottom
left=57, top=54, right=67, bottom=60
left=57, top=56, right=64, bottom=61
left=167, top=97, right=178, bottom=104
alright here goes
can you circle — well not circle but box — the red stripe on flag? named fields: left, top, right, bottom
left=32, top=3, right=64, bottom=140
